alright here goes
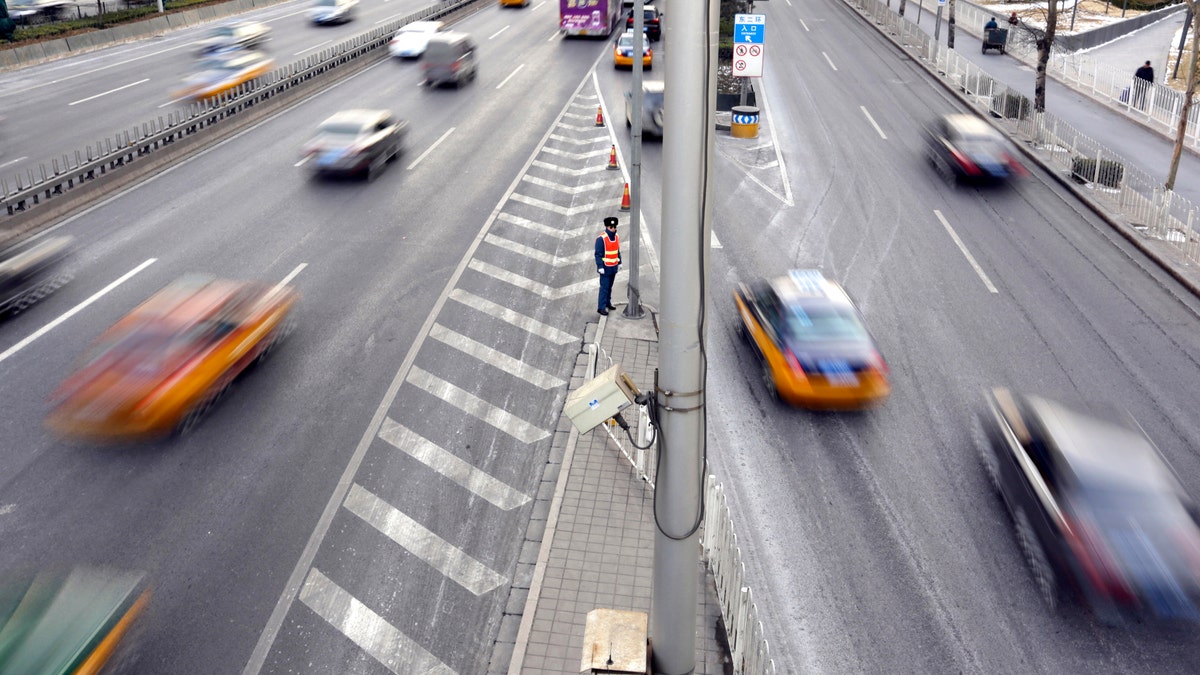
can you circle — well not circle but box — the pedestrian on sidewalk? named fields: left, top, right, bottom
left=1133, top=60, right=1155, bottom=109
left=984, top=16, right=999, bottom=31
left=1007, top=11, right=1018, bottom=27
left=595, top=216, right=621, bottom=316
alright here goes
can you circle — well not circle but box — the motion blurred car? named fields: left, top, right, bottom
left=625, top=4, right=662, bottom=40
left=613, top=31, right=652, bottom=70
left=173, top=49, right=275, bottom=102
left=625, top=80, right=664, bottom=138
left=734, top=269, right=890, bottom=409
left=0, top=567, right=150, bottom=675
left=308, top=0, right=357, bottom=25
left=924, top=113, right=1026, bottom=184
left=302, top=109, right=407, bottom=180
left=388, top=20, right=443, bottom=59
left=981, top=388, right=1200, bottom=621
left=0, top=235, right=72, bottom=316
left=45, top=276, right=298, bottom=440
left=421, top=32, right=477, bottom=88
left=194, top=20, right=271, bottom=54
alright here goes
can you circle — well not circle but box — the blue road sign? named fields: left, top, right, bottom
left=734, top=14, right=765, bottom=44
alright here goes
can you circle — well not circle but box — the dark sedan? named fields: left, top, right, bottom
left=625, top=5, right=662, bottom=41
left=0, top=235, right=72, bottom=316
left=302, top=110, right=407, bottom=181
left=980, top=388, right=1200, bottom=623
left=925, top=114, right=1026, bottom=184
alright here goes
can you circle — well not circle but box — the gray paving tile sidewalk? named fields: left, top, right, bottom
left=491, top=309, right=729, bottom=674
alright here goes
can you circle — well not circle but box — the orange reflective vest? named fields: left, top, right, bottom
left=600, top=233, right=620, bottom=267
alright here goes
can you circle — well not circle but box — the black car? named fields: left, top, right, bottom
left=625, top=5, right=662, bottom=41
left=979, top=388, right=1200, bottom=622
left=0, top=235, right=73, bottom=316
left=924, top=114, right=1026, bottom=184
left=301, top=109, right=407, bottom=181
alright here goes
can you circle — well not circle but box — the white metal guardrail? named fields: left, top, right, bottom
left=589, top=331, right=775, bottom=674
left=852, top=0, right=1200, bottom=270
left=0, top=0, right=476, bottom=223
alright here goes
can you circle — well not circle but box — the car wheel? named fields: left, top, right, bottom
left=761, top=364, right=779, bottom=402
left=177, top=387, right=219, bottom=436
left=365, top=154, right=384, bottom=182
left=255, top=313, right=297, bottom=367
left=734, top=318, right=749, bottom=344
left=974, top=414, right=1001, bottom=491
left=1014, top=508, right=1058, bottom=610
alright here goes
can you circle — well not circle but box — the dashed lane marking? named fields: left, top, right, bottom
left=343, top=483, right=509, bottom=596
left=407, top=366, right=552, bottom=443
left=378, top=417, right=535, bottom=509
left=299, top=568, right=456, bottom=675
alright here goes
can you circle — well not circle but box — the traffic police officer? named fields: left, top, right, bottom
left=595, top=216, right=621, bottom=315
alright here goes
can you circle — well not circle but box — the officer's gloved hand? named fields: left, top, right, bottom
left=598, top=268, right=604, bottom=274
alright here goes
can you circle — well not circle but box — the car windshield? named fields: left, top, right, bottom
left=618, top=34, right=646, bottom=50
left=314, top=0, right=339, bottom=7
left=403, top=23, right=437, bottom=34
left=318, top=122, right=367, bottom=137
left=780, top=304, right=868, bottom=343
left=211, top=26, right=236, bottom=37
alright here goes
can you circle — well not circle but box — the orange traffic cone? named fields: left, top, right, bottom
left=619, top=183, right=631, bottom=211
left=595, top=106, right=605, bottom=127
left=607, top=144, right=619, bottom=170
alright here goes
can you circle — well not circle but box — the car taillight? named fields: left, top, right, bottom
left=1004, top=153, right=1028, bottom=177
left=1063, top=515, right=1136, bottom=603
left=869, top=350, right=889, bottom=375
left=950, top=148, right=983, bottom=176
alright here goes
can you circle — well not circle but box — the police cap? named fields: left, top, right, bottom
left=604, top=217, right=619, bottom=229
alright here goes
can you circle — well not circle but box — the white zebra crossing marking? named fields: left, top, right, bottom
left=343, top=483, right=509, bottom=596
left=407, top=366, right=551, bottom=443
left=428, top=323, right=565, bottom=389
left=467, top=259, right=594, bottom=300
left=299, top=568, right=456, bottom=675
left=378, top=416, right=534, bottom=510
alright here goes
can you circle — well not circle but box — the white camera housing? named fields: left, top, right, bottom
left=564, top=364, right=639, bottom=433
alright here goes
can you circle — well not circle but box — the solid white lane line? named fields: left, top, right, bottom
left=860, top=106, right=888, bottom=140
left=294, top=40, right=332, bottom=56
left=711, top=231, right=723, bottom=248
left=406, top=366, right=551, bottom=444
left=489, top=25, right=510, bottom=40
left=343, top=483, right=508, bottom=596
left=407, top=127, right=455, bottom=171
left=68, top=79, right=149, bottom=106
left=0, top=258, right=157, bottom=365
left=483, top=233, right=592, bottom=267
left=823, top=52, right=838, bottom=71
left=299, top=568, right=455, bottom=675
left=496, top=64, right=525, bottom=90
left=467, top=259, right=593, bottom=300
left=378, top=417, right=534, bottom=509
left=0, top=156, right=27, bottom=169
left=934, top=210, right=998, bottom=293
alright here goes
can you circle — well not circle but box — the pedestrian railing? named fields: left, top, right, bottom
left=589, top=323, right=774, bottom=675
left=850, top=0, right=1200, bottom=269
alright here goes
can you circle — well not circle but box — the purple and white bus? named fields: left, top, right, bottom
left=560, top=0, right=619, bottom=37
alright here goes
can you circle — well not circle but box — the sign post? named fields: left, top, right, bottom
left=733, top=13, right=765, bottom=106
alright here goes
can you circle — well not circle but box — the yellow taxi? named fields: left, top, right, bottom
left=613, top=31, right=652, bottom=69
left=174, top=48, right=275, bottom=102
left=45, top=276, right=298, bottom=440
left=734, top=269, right=890, bottom=410
left=499, top=0, right=529, bottom=7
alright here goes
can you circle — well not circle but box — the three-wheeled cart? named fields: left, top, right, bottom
left=982, top=28, right=1008, bottom=54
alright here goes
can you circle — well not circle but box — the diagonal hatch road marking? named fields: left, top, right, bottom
left=379, top=416, right=534, bottom=510
left=449, top=289, right=577, bottom=344
left=407, top=366, right=551, bottom=443
left=521, top=174, right=616, bottom=195
left=531, top=159, right=612, bottom=176
left=467, top=259, right=595, bottom=300
left=342, top=483, right=509, bottom=596
left=496, top=212, right=596, bottom=239
left=299, top=568, right=456, bottom=675
left=483, top=232, right=592, bottom=267
left=509, top=192, right=610, bottom=216
left=428, top=322, right=565, bottom=389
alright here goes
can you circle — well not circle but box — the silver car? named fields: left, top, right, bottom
left=625, top=80, right=664, bottom=138
left=302, top=110, right=407, bottom=181
left=195, top=21, right=271, bottom=55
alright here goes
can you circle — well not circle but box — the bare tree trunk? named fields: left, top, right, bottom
left=1166, top=3, right=1198, bottom=190
left=1034, top=1, right=1059, bottom=111
left=948, top=0, right=956, bottom=48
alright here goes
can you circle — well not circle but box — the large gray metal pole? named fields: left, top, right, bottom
left=652, top=0, right=713, bottom=670
left=625, top=0, right=646, bottom=319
